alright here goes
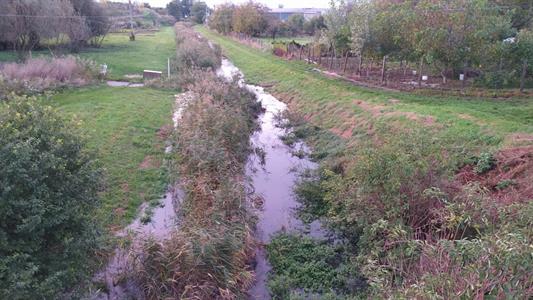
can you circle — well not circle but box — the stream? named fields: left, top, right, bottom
left=217, top=59, right=324, bottom=299
left=94, top=59, right=321, bottom=300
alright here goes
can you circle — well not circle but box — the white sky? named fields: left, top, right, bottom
left=107, top=0, right=330, bottom=9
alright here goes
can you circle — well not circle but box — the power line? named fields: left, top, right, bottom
left=0, top=14, right=144, bottom=18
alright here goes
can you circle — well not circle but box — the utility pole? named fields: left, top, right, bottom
left=129, top=0, right=135, bottom=41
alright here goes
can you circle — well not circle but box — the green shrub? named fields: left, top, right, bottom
left=475, top=152, right=496, bottom=174
left=267, top=234, right=364, bottom=299
left=0, top=96, right=103, bottom=298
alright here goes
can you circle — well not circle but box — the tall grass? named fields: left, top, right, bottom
left=174, top=23, right=221, bottom=72
left=132, top=23, right=262, bottom=299
left=0, top=56, right=97, bottom=99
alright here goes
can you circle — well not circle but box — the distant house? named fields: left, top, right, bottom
left=268, top=8, right=326, bottom=21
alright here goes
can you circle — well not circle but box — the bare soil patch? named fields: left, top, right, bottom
left=139, top=155, right=160, bottom=169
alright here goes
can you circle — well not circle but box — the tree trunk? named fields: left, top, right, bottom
left=520, top=58, right=528, bottom=93
left=367, top=58, right=373, bottom=77
left=462, top=61, right=467, bottom=90
left=318, top=48, right=322, bottom=65
left=299, top=46, right=303, bottom=60
left=329, top=48, right=335, bottom=70
left=441, top=70, right=447, bottom=84
left=357, top=56, right=363, bottom=75
left=380, top=55, right=387, bottom=85
left=307, top=46, right=311, bottom=64
left=418, top=57, right=424, bottom=88
left=343, top=51, right=349, bottom=74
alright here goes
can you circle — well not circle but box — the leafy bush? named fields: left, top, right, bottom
left=0, top=96, right=103, bottom=298
left=475, top=152, right=496, bottom=174
left=286, top=120, right=533, bottom=298
left=0, top=56, right=97, bottom=99
left=267, top=234, right=364, bottom=299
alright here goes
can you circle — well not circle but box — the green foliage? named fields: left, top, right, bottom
left=191, top=1, right=208, bottom=24
left=199, top=26, right=533, bottom=299
left=267, top=234, right=363, bottom=299
left=475, top=152, right=496, bottom=174
left=0, top=96, right=103, bottom=298
left=208, top=3, right=235, bottom=34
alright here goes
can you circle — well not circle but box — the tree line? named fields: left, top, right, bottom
left=209, top=0, right=533, bottom=90
left=208, top=2, right=326, bottom=38
left=0, top=0, right=110, bottom=58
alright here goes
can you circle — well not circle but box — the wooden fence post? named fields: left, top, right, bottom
left=329, top=48, right=334, bottom=70
left=343, top=51, right=349, bottom=74
left=418, top=57, right=424, bottom=88
left=380, top=55, right=387, bottom=85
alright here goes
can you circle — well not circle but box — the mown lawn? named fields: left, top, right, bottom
left=0, top=27, right=175, bottom=80
left=51, top=86, right=174, bottom=227
left=197, top=26, right=533, bottom=150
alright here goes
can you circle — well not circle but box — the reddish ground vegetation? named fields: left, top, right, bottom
left=457, top=146, right=533, bottom=204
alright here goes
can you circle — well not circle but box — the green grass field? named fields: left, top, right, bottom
left=1, top=26, right=180, bottom=227
left=51, top=86, right=174, bottom=227
left=260, top=36, right=314, bottom=45
left=197, top=26, right=533, bottom=149
left=0, top=27, right=176, bottom=80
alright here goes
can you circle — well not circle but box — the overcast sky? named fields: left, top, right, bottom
left=109, top=0, right=330, bottom=9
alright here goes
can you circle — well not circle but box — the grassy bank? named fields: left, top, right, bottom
left=198, top=26, right=533, bottom=298
left=0, top=27, right=176, bottom=80
left=51, top=86, right=174, bottom=227
left=197, top=26, right=533, bottom=145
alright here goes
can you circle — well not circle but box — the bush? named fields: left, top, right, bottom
left=267, top=234, right=364, bottom=299
left=0, top=56, right=97, bottom=99
left=0, top=96, right=103, bottom=298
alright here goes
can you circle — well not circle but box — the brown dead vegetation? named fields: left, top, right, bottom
left=457, top=146, right=533, bottom=204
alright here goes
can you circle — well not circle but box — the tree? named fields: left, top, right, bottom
left=69, top=0, right=110, bottom=46
left=288, top=14, right=305, bottom=35
left=166, top=1, right=182, bottom=20
left=166, top=0, right=192, bottom=21
left=209, top=4, right=235, bottom=34
left=191, top=1, right=208, bottom=24
left=0, top=96, right=103, bottom=298
left=304, top=15, right=326, bottom=36
left=322, top=0, right=352, bottom=68
left=515, top=27, right=533, bottom=91
left=232, top=2, right=268, bottom=37
left=266, top=14, right=282, bottom=39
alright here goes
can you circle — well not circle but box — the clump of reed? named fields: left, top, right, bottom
left=174, top=22, right=221, bottom=72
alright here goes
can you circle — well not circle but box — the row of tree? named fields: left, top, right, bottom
left=0, top=0, right=110, bottom=58
left=321, top=0, right=533, bottom=89
left=166, top=0, right=209, bottom=24
left=208, top=3, right=326, bottom=38
left=209, top=0, right=533, bottom=90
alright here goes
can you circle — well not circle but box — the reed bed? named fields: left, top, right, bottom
left=132, top=23, right=262, bottom=299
